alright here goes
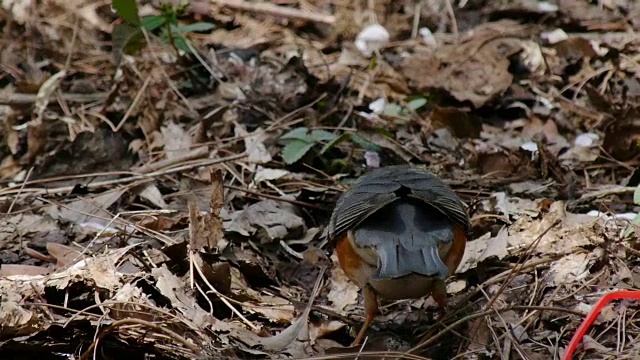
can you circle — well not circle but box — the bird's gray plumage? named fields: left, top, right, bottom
left=326, top=166, right=469, bottom=279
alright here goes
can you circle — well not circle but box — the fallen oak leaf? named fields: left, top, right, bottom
left=256, top=268, right=324, bottom=350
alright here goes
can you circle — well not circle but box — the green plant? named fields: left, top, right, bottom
left=382, top=96, right=427, bottom=116
left=626, top=187, right=640, bottom=237
left=277, top=127, right=382, bottom=165
left=278, top=128, right=337, bottom=165
left=111, top=0, right=215, bottom=58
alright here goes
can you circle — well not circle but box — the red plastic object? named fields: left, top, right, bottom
left=562, top=290, right=640, bottom=360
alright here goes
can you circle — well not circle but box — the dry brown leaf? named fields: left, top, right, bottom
left=475, top=150, right=523, bottom=177
left=0, top=245, right=135, bottom=306
left=544, top=252, right=593, bottom=287
left=505, top=201, right=598, bottom=253
left=446, top=279, right=467, bottom=295
left=234, top=247, right=276, bottom=287
left=430, top=106, right=482, bottom=139
left=0, top=291, right=44, bottom=338
left=30, top=128, right=132, bottom=181
left=401, top=21, right=528, bottom=107
left=225, top=200, right=305, bottom=244
left=487, top=192, right=541, bottom=219
left=152, top=265, right=215, bottom=328
left=137, top=215, right=182, bottom=232
left=0, top=213, right=60, bottom=251
left=109, top=283, right=150, bottom=321
left=304, top=46, right=410, bottom=100
left=309, top=320, right=345, bottom=342
left=603, top=122, right=640, bottom=161
left=356, top=130, right=416, bottom=163
left=326, top=254, right=358, bottom=313
left=202, top=14, right=280, bottom=49
left=459, top=201, right=602, bottom=272
left=52, top=0, right=111, bottom=32
left=209, top=168, right=226, bottom=251
left=458, top=231, right=508, bottom=273
left=0, top=264, right=51, bottom=277
left=557, top=0, right=625, bottom=29
left=25, top=121, right=47, bottom=163
left=235, top=124, right=272, bottom=170
left=46, top=243, right=84, bottom=268
left=249, top=292, right=296, bottom=325
left=254, top=273, right=323, bottom=351
left=188, top=169, right=227, bottom=252
left=161, top=121, right=193, bottom=161
left=466, top=316, right=491, bottom=352
left=136, top=183, right=169, bottom=209
left=45, top=188, right=127, bottom=226
left=194, top=255, right=232, bottom=295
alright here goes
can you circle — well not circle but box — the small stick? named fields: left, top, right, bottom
left=215, top=0, right=336, bottom=25
left=0, top=92, right=108, bottom=105
left=0, top=153, right=247, bottom=198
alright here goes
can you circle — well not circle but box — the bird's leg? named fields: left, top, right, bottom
left=431, top=279, right=450, bottom=323
left=431, top=279, right=447, bottom=307
left=351, top=285, right=378, bottom=346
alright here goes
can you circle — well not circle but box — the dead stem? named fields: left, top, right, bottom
left=78, top=318, right=202, bottom=360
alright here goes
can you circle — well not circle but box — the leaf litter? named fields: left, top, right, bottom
left=2, top=0, right=640, bottom=359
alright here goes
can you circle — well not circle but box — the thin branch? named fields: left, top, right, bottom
left=214, top=0, right=335, bottom=25
left=0, top=153, right=248, bottom=199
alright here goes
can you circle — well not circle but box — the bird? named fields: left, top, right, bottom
left=325, top=165, right=470, bottom=346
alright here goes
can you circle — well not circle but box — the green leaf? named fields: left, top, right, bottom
left=407, top=97, right=427, bottom=111
left=373, top=127, right=394, bottom=138
left=328, top=158, right=352, bottom=173
left=624, top=212, right=640, bottom=237
left=173, top=35, right=191, bottom=54
left=369, top=57, right=377, bottom=70
left=320, top=133, right=351, bottom=154
left=173, top=22, right=215, bottom=33
left=634, top=186, right=640, bottom=205
left=281, top=140, right=315, bottom=164
left=111, top=23, right=146, bottom=61
left=279, top=127, right=311, bottom=142
left=141, top=15, right=166, bottom=31
left=112, top=0, right=140, bottom=25
left=383, top=102, right=404, bottom=116
left=350, top=133, right=381, bottom=152
left=310, top=129, right=337, bottom=142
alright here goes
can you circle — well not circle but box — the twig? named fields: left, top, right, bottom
left=55, top=300, right=201, bottom=332
left=224, top=184, right=325, bottom=210
left=131, top=146, right=209, bottom=173
left=64, top=15, right=80, bottom=71
left=140, top=28, right=197, bottom=115
left=483, top=219, right=561, bottom=311
left=411, top=1, right=421, bottom=39
left=443, top=0, right=459, bottom=39
left=78, top=318, right=201, bottom=360
left=0, top=92, right=108, bottom=105
left=419, top=222, right=561, bottom=354
left=115, top=75, right=151, bottom=131
left=408, top=305, right=585, bottom=354
left=190, top=251, right=259, bottom=331
left=413, top=256, right=560, bottom=354
left=0, top=153, right=247, bottom=198
left=23, top=247, right=55, bottom=263
left=568, top=186, right=637, bottom=208
left=215, top=0, right=336, bottom=25
left=302, top=351, right=429, bottom=360
left=6, top=166, right=33, bottom=214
